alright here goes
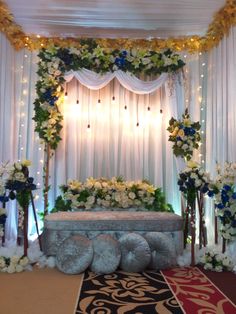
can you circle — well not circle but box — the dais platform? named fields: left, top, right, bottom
left=42, top=211, right=183, bottom=256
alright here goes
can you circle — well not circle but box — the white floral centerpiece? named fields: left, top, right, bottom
left=200, top=249, right=233, bottom=272
left=0, top=255, right=29, bottom=273
left=52, top=177, right=173, bottom=213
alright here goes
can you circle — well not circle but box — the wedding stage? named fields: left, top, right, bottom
left=40, top=211, right=183, bottom=274
left=42, top=211, right=183, bottom=256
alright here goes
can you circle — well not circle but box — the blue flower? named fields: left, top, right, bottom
left=217, top=203, right=224, bottom=209
left=224, top=210, right=232, bottom=217
left=221, top=194, right=229, bottom=204
left=176, top=136, right=182, bottom=141
left=232, top=192, right=236, bottom=199
left=189, top=128, right=196, bottom=136
left=121, top=50, right=127, bottom=57
left=208, top=190, right=214, bottom=197
left=179, top=124, right=184, bottom=129
left=231, top=220, right=236, bottom=228
left=223, top=184, right=231, bottom=191
left=201, top=184, right=209, bottom=193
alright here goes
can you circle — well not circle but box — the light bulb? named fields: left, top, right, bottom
left=64, top=92, right=68, bottom=99
left=147, top=106, right=151, bottom=111
left=124, top=105, right=127, bottom=110
left=98, top=99, right=101, bottom=104
left=136, top=122, right=139, bottom=127
left=160, top=109, right=163, bottom=114
left=76, top=99, right=79, bottom=104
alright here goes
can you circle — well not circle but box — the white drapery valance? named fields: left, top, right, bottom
left=64, top=69, right=168, bottom=94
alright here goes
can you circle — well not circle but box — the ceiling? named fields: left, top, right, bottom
left=5, top=0, right=226, bottom=39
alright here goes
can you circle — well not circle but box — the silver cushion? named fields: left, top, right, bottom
left=119, top=233, right=151, bottom=272
left=90, top=234, right=121, bottom=274
left=144, top=232, right=176, bottom=270
left=56, top=235, right=93, bottom=274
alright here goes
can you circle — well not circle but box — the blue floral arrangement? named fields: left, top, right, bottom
left=167, top=109, right=201, bottom=160
left=177, top=161, right=217, bottom=205
left=214, top=184, right=236, bottom=240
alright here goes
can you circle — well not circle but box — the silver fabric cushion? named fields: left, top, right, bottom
left=90, top=234, right=121, bottom=274
left=56, top=235, right=93, bottom=274
left=144, top=232, right=176, bottom=270
left=119, top=233, right=151, bottom=272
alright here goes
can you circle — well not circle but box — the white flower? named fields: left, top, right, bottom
left=7, top=264, right=16, bottom=273
left=19, top=256, right=29, bottom=267
left=11, top=255, right=20, bottom=265
left=15, top=264, right=24, bottom=272
left=204, top=263, right=212, bottom=270
left=215, top=265, right=223, bottom=272
left=182, top=144, right=188, bottom=150
left=128, top=192, right=136, bottom=200
left=14, top=162, right=22, bottom=171
left=0, top=257, right=6, bottom=268
left=177, top=141, right=182, bottom=147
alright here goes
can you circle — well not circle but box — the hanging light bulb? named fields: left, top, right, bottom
left=98, top=99, right=101, bottom=104
left=87, top=124, right=91, bottom=130
left=124, top=105, right=127, bottom=110
left=112, top=96, right=115, bottom=101
left=136, top=122, right=139, bottom=127
left=76, top=99, right=79, bottom=104
left=64, top=91, right=68, bottom=99
left=160, top=109, right=163, bottom=114
left=147, top=106, right=151, bottom=111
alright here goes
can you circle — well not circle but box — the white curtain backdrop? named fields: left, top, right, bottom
left=49, top=76, right=183, bottom=216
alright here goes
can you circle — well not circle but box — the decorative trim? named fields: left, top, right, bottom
left=0, top=0, right=236, bottom=52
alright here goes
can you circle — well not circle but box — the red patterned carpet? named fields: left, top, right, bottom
left=162, top=267, right=236, bottom=314
left=76, top=267, right=236, bottom=314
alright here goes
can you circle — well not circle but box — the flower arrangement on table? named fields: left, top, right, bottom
left=213, top=162, right=236, bottom=242
left=52, top=177, right=173, bottom=213
left=167, top=109, right=201, bottom=161
left=200, top=250, right=233, bottom=272
left=0, top=255, right=29, bottom=273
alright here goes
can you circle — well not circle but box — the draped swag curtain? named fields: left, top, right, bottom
left=1, top=26, right=236, bottom=243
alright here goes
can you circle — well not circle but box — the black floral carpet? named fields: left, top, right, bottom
left=75, top=270, right=183, bottom=314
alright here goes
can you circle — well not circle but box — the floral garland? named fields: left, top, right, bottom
left=34, top=41, right=185, bottom=149
left=200, top=250, right=233, bottom=272
left=167, top=109, right=201, bottom=161
left=213, top=162, right=236, bottom=241
left=52, top=177, right=173, bottom=212
left=1, top=0, right=236, bottom=52
left=0, top=255, right=29, bottom=273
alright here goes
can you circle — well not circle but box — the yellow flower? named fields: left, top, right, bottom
left=147, top=185, right=155, bottom=194
left=21, top=159, right=31, bottom=167
left=177, top=129, right=185, bottom=138
left=187, top=160, right=199, bottom=168
left=183, top=118, right=191, bottom=126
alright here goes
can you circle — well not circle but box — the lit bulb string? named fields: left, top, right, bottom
left=199, top=53, right=207, bottom=166
left=18, top=48, right=30, bottom=161
left=136, top=95, right=139, bottom=127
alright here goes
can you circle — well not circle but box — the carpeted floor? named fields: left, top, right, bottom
left=76, top=267, right=236, bottom=314
left=0, top=266, right=236, bottom=314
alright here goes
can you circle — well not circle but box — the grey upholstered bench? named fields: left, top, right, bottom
left=42, top=211, right=183, bottom=256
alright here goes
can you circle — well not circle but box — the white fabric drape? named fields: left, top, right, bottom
left=205, top=27, right=236, bottom=243
left=49, top=77, right=183, bottom=215
left=65, top=69, right=168, bottom=94
left=0, top=33, right=43, bottom=242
